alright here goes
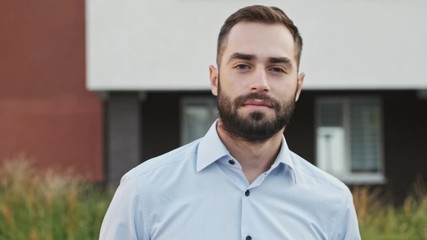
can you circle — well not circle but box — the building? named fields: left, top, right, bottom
left=87, top=0, right=427, bottom=201
left=1, top=0, right=426, bottom=202
left=0, top=0, right=103, bottom=181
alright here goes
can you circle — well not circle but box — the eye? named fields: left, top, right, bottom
left=269, top=66, right=287, bottom=74
left=233, top=64, right=251, bottom=70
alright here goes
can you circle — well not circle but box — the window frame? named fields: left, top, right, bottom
left=180, top=96, right=217, bottom=145
left=315, top=96, right=386, bottom=184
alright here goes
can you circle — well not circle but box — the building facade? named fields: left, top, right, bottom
left=87, top=0, right=427, bottom=201
left=1, top=0, right=426, bottom=203
left=0, top=0, right=103, bottom=181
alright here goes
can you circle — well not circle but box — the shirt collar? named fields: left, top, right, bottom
left=197, top=120, right=231, bottom=172
left=274, top=136, right=298, bottom=183
left=196, top=120, right=298, bottom=183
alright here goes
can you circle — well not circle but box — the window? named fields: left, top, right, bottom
left=316, top=97, right=385, bottom=184
left=181, top=97, right=218, bottom=144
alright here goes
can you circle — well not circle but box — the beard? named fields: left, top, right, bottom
left=217, top=81, right=296, bottom=142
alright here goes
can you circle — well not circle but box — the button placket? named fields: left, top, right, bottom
left=242, top=188, right=253, bottom=239
left=241, top=187, right=252, bottom=240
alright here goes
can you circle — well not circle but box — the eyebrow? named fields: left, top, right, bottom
left=227, top=52, right=255, bottom=63
left=269, top=57, right=292, bottom=67
left=227, top=52, right=293, bottom=68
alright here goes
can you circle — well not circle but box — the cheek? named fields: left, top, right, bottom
left=272, top=78, right=298, bottom=93
left=273, top=86, right=297, bottom=104
left=220, top=81, right=241, bottom=98
left=220, top=70, right=250, bottom=90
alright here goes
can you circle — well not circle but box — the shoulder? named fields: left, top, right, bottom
left=289, top=152, right=360, bottom=238
left=120, top=139, right=201, bottom=185
left=290, top=151, right=352, bottom=196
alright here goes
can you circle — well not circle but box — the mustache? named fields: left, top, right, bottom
left=233, top=93, right=281, bottom=110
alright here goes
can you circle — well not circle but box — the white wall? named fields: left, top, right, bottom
left=86, top=0, right=427, bottom=91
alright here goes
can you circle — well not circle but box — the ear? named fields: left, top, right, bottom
left=295, top=72, right=305, bottom=102
left=209, top=65, right=219, bottom=96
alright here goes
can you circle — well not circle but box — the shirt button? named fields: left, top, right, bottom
left=245, top=190, right=250, bottom=196
left=246, top=236, right=252, bottom=240
left=228, top=159, right=235, bottom=165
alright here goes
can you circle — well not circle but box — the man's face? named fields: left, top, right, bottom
left=209, top=22, right=304, bottom=141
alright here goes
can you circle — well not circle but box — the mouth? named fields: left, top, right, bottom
left=242, top=99, right=273, bottom=108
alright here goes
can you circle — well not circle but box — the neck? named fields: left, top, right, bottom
left=216, top=120, right=283, bottom=183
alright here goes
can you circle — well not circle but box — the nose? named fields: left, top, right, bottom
left=250, top=69, right=270, bottom=93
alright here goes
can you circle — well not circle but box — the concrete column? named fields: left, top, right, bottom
left=105, top=92, right=141, bottom=187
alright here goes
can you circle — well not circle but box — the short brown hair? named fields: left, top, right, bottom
left=217, top=5, right=303, bottom=68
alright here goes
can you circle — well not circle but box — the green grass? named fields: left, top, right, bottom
left=1, top=158, right=426, bottom=239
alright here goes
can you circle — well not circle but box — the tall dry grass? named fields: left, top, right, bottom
left=0, top=156, right=112, bottom=240
left=1, top=156, right=426, bottom=239
left=353, top=179, right=427, bottom=240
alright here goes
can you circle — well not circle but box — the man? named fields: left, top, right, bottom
left=100, top=5, right=361, bottom=240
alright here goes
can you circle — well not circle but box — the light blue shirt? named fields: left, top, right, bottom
left=100, top=121, right=361, bottom=240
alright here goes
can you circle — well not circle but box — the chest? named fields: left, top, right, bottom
left=144, top=171, right=334, bottom=240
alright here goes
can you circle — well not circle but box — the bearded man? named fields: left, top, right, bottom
left=100, top=5, right=361, bottom=240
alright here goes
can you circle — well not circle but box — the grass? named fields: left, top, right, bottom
left=0, top=157, right=426, bottom=239
left=0, top=157, right=112, bottom=240
left=353, top=179, right=427, bottom=240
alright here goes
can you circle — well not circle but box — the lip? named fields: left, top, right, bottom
left=243, top=99, right=272, bottom=108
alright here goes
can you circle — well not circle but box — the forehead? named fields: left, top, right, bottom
left=221, top=22, right=296, bottom=65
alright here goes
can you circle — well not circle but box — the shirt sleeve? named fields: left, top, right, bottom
left=99, top=176, right=149, bottom=240
left=333, top=191, right=362, bottom=240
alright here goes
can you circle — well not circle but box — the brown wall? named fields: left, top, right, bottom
left=382, top=91, right=427, bottom=198
left=142, top=92, right=190, bottom=161
left=0, top=1, right=103, bottom=180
